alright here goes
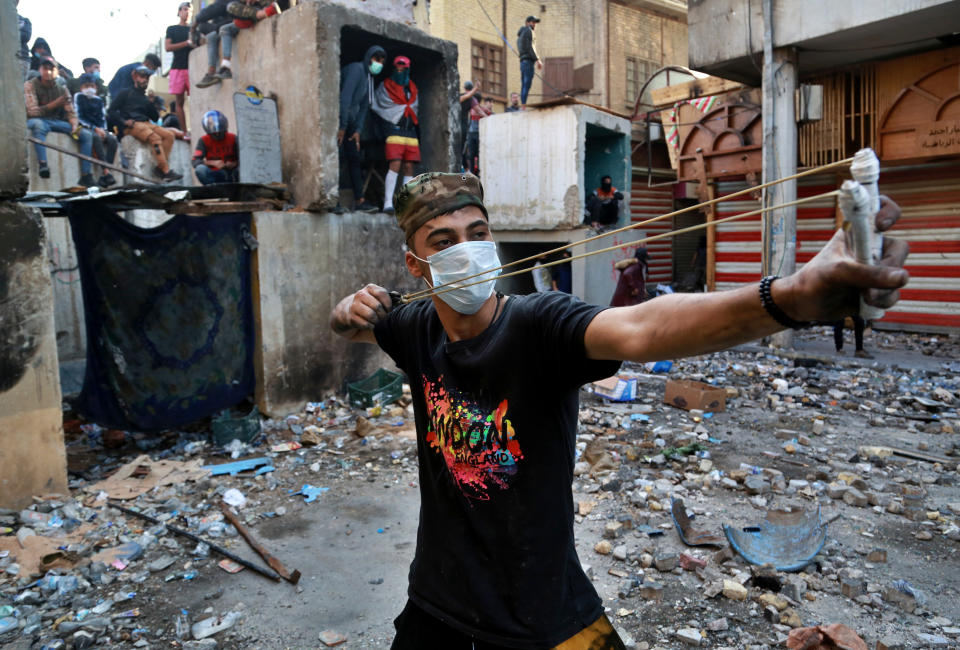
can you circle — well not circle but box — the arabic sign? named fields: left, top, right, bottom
left=919, top=119, right=960, bottom=156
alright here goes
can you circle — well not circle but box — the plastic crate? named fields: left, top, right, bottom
left=211, top=405, right=262, bottom=446
left=347, top=369, right=403, bottom=408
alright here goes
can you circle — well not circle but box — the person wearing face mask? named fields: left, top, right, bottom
left=371, top=55, right=420, bottom=213
left=330, top=171, right=909, bottom=650
left=25, top=56, right=96, bottom=186
left=68, top=58, right=108, bottom=98
left=335, top=44, right=387, bottom=213
left=107, top=65, right=183, bottom=182
left=73, top=73, right=118, bottom=188
left=584, top=174, right=623, bottom=230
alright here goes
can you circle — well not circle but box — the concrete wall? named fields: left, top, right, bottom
left=253, top=210, right=419, bottom=415
left=688, top=0, right=959, bottom=81
left=188, top=1, right=460, bottom=211
left=0, top=203, right=68, bottom=508
left=1, top=0, right=28, bottom=199
left=480, top=104, right=632, bottom=230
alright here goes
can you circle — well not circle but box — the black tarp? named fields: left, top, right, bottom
left=66, top=202, right=255, bottom=431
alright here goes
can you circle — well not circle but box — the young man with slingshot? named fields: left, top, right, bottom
left=330, top=171, right=909, bottom=649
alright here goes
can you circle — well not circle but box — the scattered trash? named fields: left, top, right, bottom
left=786, top=623, right=868, bottom=650
left=290, top=484, right=329, bottom=503
left=591, top=375, right=638, bottom=401
left=203, top=458, right=274, bottom=476
left=723, top=505, right=827, bottom=571
left=319, top=629, right=348, bottom=647
left=663, top=379, right=726, bottom=412
left=90, top=455, right=208, bottom=499
left=347, top=368, right=403, bottom=408
left=218, top=559, right=245, bottom=574
left=222, top=488, right=247, bottom=508
left=191, top=611, right=243, bottom=640
left=671, top=498, right=724, bottom=546
left=211, top=405, right=262, bottom=446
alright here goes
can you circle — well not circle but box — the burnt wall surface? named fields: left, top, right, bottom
left=0, top=203, right=68, bottom=508
left=1, top=0, right=28, bottom=198
left=188, top=1, right=461, bottom=211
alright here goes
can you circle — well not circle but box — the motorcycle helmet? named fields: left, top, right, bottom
left=201, top=110, right=228, bottom=139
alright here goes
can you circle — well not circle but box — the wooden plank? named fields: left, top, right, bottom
left=166, top=200, right=280, bottom=215
left=650, top=76, right=745, bottom=107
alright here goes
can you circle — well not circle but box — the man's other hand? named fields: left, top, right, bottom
left=773, top=195, right=909, bottom=323
left=349, top=132, right=361, bottom=149
left=331, top=284, right=393, bottom=342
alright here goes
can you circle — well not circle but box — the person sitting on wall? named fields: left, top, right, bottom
left=25, top=56, right=96, bottom=187
left=68, top=58, right=108, bottom=98
left=107, top=65, right=183, bottom=182
left=372, top=54, right=420, bottom=214
left=193, top=0, right=234, bottom=88
left=73, top=72, right=118, bottom=188
left=29, top=38, right=73, bottom=87
left=336, top=44, right=387, bottom=213
left=192, top=110, right=239, bottom=185
left=108, top=53, right=161, bottom=99
left=584, top=175, right=623, bottom=230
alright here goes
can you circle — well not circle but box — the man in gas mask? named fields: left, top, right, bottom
left=336, top=44, right=386, bottom=213
left=330, top=171, right=909, bottom=650
left=107, top=65, right=183, bottom=182
left=372, top=55, right=420, bottom=213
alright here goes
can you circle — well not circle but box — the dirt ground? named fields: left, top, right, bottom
left=2, top=327, right=958, bottom=649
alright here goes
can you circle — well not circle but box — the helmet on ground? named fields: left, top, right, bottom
left=201, top=110, right=228, bottom=138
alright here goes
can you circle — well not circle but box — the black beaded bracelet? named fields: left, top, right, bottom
left=759, top=275, right=813, bottom=330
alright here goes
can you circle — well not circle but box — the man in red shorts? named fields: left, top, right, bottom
left=372, top=55, right=420, bottom=213
left=165, top=2, right=193, bottom=137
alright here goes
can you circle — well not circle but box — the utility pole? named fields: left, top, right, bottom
left=761, top=0, right=798, bottom=348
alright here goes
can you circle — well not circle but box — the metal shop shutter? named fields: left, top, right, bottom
left=714, top=174, right=838, bottom=291
left=878, top=162, right=960, bottom=332
left=630, top=179, right=674, bottom=285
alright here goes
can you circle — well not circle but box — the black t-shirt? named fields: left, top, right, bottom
left=165, top=25, right=191, bottom=70
left=374, top=292, right=621, bottom=648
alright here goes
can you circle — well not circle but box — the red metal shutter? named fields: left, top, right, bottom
left=630, top=180, right=674, bottom=285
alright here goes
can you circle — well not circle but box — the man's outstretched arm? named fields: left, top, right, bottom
left=330, top=283, right=393, bottom=344
left=586, top=197, right=909, bottom=362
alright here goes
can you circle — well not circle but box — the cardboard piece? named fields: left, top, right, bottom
left=90, top=455, right=209, bottom=500
left=0, top=526, right=93, bottom=576
left=592, top=375, right=638, bottom=402
left=663, top=379, right=726, bottom=412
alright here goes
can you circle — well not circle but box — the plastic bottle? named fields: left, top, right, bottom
left=174, top=609, right=190, bottom=640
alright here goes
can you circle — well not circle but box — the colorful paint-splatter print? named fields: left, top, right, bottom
left=422, top=376, right=523, bottom=501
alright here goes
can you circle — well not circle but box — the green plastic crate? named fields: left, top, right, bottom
left=211, top=405, right=261, bottom=446
left=347, top=369, right=403, bottom=409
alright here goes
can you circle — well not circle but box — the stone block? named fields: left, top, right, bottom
left=638, top=581, right=663, bottom=601
left=252, top=210, right=414, bottom=415
left=188, top=1, right=460, bottom=211
left=119, top=136, right=194, bottom=185
left=0, top=203, right=68, bottom=508
left=722, top=579, right=748, bottom=600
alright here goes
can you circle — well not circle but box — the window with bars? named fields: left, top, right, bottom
left=626, top=56, right=657, bottom=108
left=471, top=39, right=505, bottom=101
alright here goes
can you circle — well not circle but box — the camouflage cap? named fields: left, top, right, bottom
left=394, top=172, right=488, bottom=242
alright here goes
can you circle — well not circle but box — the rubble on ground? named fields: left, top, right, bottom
left=1, top=328, right=958, bottom=648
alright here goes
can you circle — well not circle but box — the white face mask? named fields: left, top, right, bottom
left=413, top=241, right=501, bottom=315
left=82, top=87, right=97, bottom=96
